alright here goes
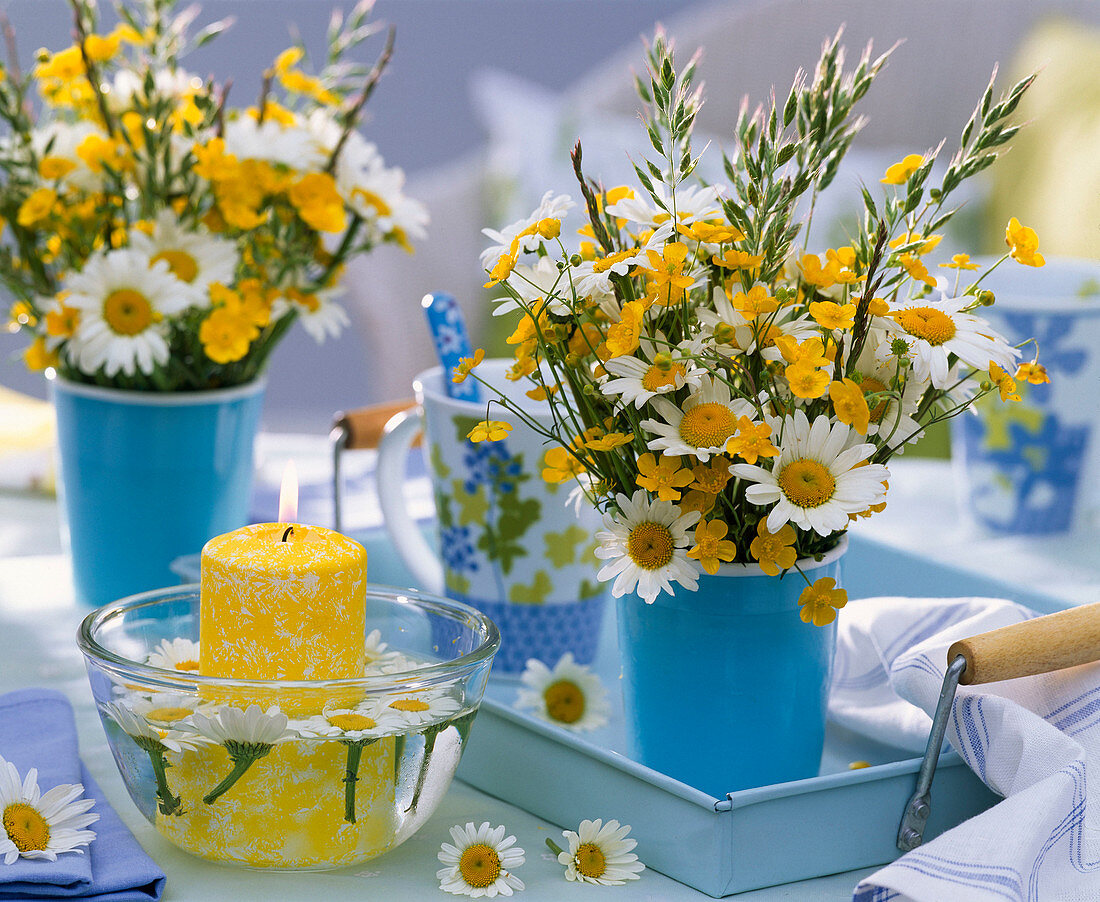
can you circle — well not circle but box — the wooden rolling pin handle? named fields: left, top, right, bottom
left=333, top=399, right=419, bottom=450
left=948, top=602, right=1100, bottom=686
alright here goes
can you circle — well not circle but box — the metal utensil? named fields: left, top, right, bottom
left=898, top=601, right=1100, bottom=851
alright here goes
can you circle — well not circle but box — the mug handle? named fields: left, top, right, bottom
left=375, top=407, right=445, bottom=594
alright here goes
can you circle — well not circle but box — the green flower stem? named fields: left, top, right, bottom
left=546, top=837, right=565, bottom=856
left=341, top=738, right=379, bottom=824
left=405, top=722, right=445, bottom=813
left=203, top=741, right=273, bottom=805
left=134, top=736, right=182, bottom=817
left=451, top=710, right=479, bottom=749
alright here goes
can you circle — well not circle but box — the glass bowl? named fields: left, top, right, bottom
left=77, top=585, right=499, bottom=870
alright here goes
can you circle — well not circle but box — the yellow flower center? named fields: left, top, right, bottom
left=860, top=376, right=889, bottom=424
left=543, top=679, right=585, bottom=724
left=641, top=362, right=684, bottom=392
left=328, top=713, right=376, bottom=731
left=575, top=842, right=608, bottom=879
left=896, top=307, right=956, bottom=346
left=103, top=288, right=157, bottom=336
left=389, top=698, right=430, bottom=713
left=626, top=522, right=675, bottom=571
left=778, top=458, right=836, bottom=508
left=145, top=706, right=191, bottom=723
left=151, top=249, right=199, bottom=283
left=3, top=803, right=50, bottom=853
left=679, top=402, right=737, bottom=449
left=459, top=843, right=502, bottom=888
left=174, top=660, right=200, bottom=672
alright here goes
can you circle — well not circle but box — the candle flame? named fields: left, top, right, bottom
left=278, top=460, right=299, bottom=523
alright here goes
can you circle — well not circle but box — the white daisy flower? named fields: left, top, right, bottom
left=128, top=210, right=239, bottom=303
left=145, top=636, right=201, bottom=673
left=731, top=410, right=889, bottom=536
left=480, top=190, right=575, bottom=267
left=333, top=133, right=429, bottom=245
left=641, top=375, right=755, bottom=461
left=599, top=334, right=706, bottom=408
left=29, top=121, right=105, bottom=193
left=293, top=700, right=403, bottom=742
left=100, top=701, right=212, bottom=754
left=63, top=248, right=193, bottom=377
left=273, top=284, right=349, bottom=343
left=491, top=256, right=569, bottom=318
left=187, top=704, right=298, bottom=746
left=437, top=821, right=525, bottom=898
left=515, top=653, right=610, bottom=731
left=594, top=489, right=701, bottom=603
left=849, top=337, right=926, bottom=450
left=110, top=67, right=202, bottom=110
left=605, top=181, right=723, bottom=229
left=886, top=295, right=1019, bottom=389
left=570, top=224, right=672, bottom=300
left=383, top=689, right=462, bottom=727
left=223, top=114, right=322, bottom=169
left=556, top=819, right=644, bottom=885
left=0, top=753, right=98, bottom=865
left=363, top=628, right=405, bottom=669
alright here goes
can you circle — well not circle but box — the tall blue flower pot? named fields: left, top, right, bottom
left=50, top=376, right=265, bottom=607
left=616, top=541, right=845, bottom=797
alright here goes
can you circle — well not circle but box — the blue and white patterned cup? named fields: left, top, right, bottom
left=376, top=360, right=607, bottom=672
left=951, top=258, right=1100, bottom=534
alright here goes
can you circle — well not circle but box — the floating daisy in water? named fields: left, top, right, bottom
left=515, top=654, right=610, bottom=732
left=101, top=700, right=211, bottom=754
left=0, top=753, right=98, bottom=864
left=886, top=295, right=1018, bottom=388
left=384, top=689, right=462, bottom=727
left=551, top=819, right=644, bottom=885
left=362, top=628, right=407, bottom=671
left=295, top=700, right=403, bottom=742
left=128, top=209, right=239, bottom=304
left=437, top=821, right=525, bottom=898
left=731, top=410, right=889, bottom=536
left=188, top=705, right=298, bottom=805
left=594, top=489, right=701, bottom=603
left=64, top=247, right=193, bottom=377
left=641, top=375, right=755, bottom=462
left=145, top=637, right=201, bottom=673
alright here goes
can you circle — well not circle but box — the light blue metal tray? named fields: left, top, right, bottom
left=175, top=529, right=1067, bottom=897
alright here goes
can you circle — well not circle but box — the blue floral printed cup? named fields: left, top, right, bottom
left=376, top=360, right=607, bottom=672
left=951, top=258, right=1100, bottom=534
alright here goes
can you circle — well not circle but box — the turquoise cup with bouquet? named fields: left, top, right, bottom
left=376, top=359, right=607, bottom=673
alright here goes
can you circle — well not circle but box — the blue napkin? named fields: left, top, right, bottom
left=0, top=689, right=165, bottom=901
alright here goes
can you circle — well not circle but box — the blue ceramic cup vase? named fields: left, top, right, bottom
left=50, top=376, right=265, bottom=607
left=616, top=540, right=845, bottom=797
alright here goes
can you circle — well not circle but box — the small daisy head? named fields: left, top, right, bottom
left=556, top=818, right=644, bottom=885
left=437, top=821, right=525, bottom=897
left=145, top=636, right=201, bottom=673
left=384, top=689, right=462, bottom=727
left=515, top=653, right=611, bottom=732
left=0, top=753, right=98, bottom=865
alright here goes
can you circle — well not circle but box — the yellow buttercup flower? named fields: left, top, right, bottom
left=988, top=362, right=1020, bottom=402
left=732, top=284, right=778, bottom=320
left=829, top=378, right=871, bottom=435
left=46, top=302, right=80, bottom=339
left=898, top=253, right=936, bottom=287
left=809, top=300, right=856, bottom=331
left=542, top=445, right=586, bottom=484
left=889, top=232, right=942, bottom=254
left=686, top=518, right=737, bottom=574
left=881, top=153, right=924, bottom=185
left=776, top=335, right=830, bottom=368
left=635, top=452, right=693, bottom=502
left=786, top=362, right=830, bottom=399
left=725, top=416, right=778, bottom=465
left=76, top=133, right=132, bottom=174
left=453, top=348, right=485, bottom=384
left=1015, top=361, right=1049, bottom=385
left=468, top=420, right=512, bottom=443
left=748, top=519, right=797, bottom=576
left=288, top=173, right=347, bottom=233
left=17, top=188, right=57, bottom=227
left=604, top=302, right=645, bottom=358
left=940, top=253, right=980, bottom=270
left=690, top=457, right=733, bottom=494
left=8, top=301, right=36, bottom=328
left=584, top=431, right=634, bottom=452
left=23, top=336, right=59, bottom=371
left=38, top=156, right=77, bottom=180
left=712, top=248, right=763, bottom=272
left=1005, top=217, right=1045, bottom=267
left=642, top=242, right=693, bottom=306
left=678, top=221, right=744, bottom=244
left=199, top=306, right=257, bottom=364
left=798, top=577, right=848, bottom=626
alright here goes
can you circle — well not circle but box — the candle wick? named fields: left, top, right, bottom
left=281, top=526, right=294, bottom=542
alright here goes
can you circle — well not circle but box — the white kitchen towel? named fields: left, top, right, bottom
left=829, top=596, right=1100, bottom=902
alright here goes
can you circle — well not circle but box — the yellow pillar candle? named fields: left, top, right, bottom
left=199, top=522, right=367, bottom=681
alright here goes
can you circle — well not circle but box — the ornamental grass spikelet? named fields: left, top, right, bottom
left=473, top=27, right=1043, bottom=612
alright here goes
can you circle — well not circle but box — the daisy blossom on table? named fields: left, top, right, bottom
left=514, top=653, right=610, bottom=731
left=594, top=489, right=701, bottom=603
left=553, top=818, right=644, bottom=885
left=63, top=248, right=193, bottom=378
left=437, top=821, right=525, bottom=898
left=732, top=410, right=889, bottom=536
left=0, top=753, right=98, bottom=864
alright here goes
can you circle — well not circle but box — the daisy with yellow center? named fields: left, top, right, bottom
left=480, top=190, right=575, bottom=271
left=128, top=209, right=239, bottom=304
left=515, top=652, right=610, bottom=731
left=63, top=248, right=192, bottom=377
left=748, top=518, right=798, bottom=575
left=798, top=576, right=848, bottom=626
left=687, top=518, right=738, bottom=574
left=599, top=335, right=703, bottom=408
left=604, top=181, right=722, bottom=229
left=594, top=489, right=701, bottom=603
left=571, top=231, right=664, bottom=300
left=145, top=636, right=201, bottom=672
left=642, top=375, right=756, bottom=462
left=384, top=689, right=462, bottom=726
left=732, top=410, right=889, bottom=536
left=551, top=818, right=644, bottom=885
left=437, top=821, right=525, bottom=898
left=0, top=753, right=98, bottom=865
left=887, top=296, right=1018, bottom=388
